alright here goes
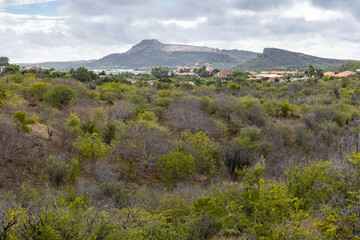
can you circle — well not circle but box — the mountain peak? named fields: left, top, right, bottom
left=126, top=39, right=164, bottom=54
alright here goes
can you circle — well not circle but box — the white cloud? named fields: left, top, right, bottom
left=281, top=1, right=343, bottom=21
left=2, top=0, right=360, bottom=63
left=0, top=0, right=57, bottom=7
left=160, top=17, right=207, bottom=28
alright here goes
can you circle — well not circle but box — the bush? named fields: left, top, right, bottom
left=80, top=120, right=98, bottom=134
left=43, top=155, right=81, bottom=187
left=73, top=132, right=111, bottom=162
left=13, top=111, right=35, bottom=133
left=157, top=148, right=195, bottom=187
left=102, top=122, right=117, bottom=144
left=45, top=84, right=76, bottom=108
left=9, top=73, right=24, bottom=83
left=223, top=136, right=261, bottom=179
left=30, top=82, right=49, bottom=100
left=180, top=131, right=221, bottom=176
left=239, top=126, right=262, bottom=141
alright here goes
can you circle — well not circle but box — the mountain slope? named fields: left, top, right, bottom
left=90, top=39, right=259, bottom=69
left=238, top=48, right=346, bottom=72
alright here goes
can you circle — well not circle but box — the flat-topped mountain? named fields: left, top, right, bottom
left=238, top=48, right=346, bottom=72
left=20, top=40, right=349, bottom=71
left=92, top=39, right=258, bottom=69
left=126, top=39, right=218, bottom=54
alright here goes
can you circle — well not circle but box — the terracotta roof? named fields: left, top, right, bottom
left=218, top=70, right=232, bottom=75
left=324, top=72, right=336, bottom=77
left=335, top=71, right=356, bottom=78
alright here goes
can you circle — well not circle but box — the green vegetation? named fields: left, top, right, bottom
left=2, top=64, right=360, bottom=239
left=13, top=111, right=35, bottom=133
left=45, top=84, right=77, bottom=108
left=338, top=60, right=360, bottom=72
left=238, top=48, right=344, bottom=72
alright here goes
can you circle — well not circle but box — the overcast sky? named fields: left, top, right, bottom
left=1, top=0, right=360, bottom=63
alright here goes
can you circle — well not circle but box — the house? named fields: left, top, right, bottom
left=217, top=70, right=232, bottom=78
left=178, top=72, right=198, bottom=78
left=268, top=77, right=277, bottom=83
left=0, top=66, right=5, bottom=74
left=260, top=71, right=301, bottom=76
left=324, top=72, right=336, bottom=77
left=335, top=71, right=356, bottom=78
left=255, top=74, right=282, bottom=79
left=22, top=66, right=48, bottom=73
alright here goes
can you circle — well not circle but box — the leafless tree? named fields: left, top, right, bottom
left=164, top=97, right=221, bottom=138
left=109, top=100, right=137, bottom=122
left=0, top=122, right=34, bottom=162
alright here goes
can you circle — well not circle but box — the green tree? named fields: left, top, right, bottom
left=305, top=65, right=316, bottom=77
left=157, top=148, right=195, bottom=187
left=13, top=111, right=35, bottom=133
left=0, top=56, right=9, bottom=66
left=4, top=65, right=20, bottom=75
left=180, top=131, right=221, bottom=176
left=102, top=122, right=117, bottom=144
left=0, top=89, right=6, bottom=107
left=66, top=113, right=82, bottom=136
left=72, top=67, right=92, bottom=83
left=73, top=132, right=111, bottom=162
left=30, top=82, right=49, bottom=100
left=195, top=66, right=208, bottom=78
left=45, top=84, right=76, bottom=108
left=151, top=67, right=169, bottom=79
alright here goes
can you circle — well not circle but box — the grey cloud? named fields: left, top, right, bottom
left=4, top=0, right=360, bottom=61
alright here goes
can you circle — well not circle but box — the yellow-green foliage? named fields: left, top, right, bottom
left=157, top=148, right=195, bottom=187
left=137, top=111, right=158, bottom=122
left=13, top=111, right=35, bottom=133
left=30, top=82, right=49, bottom=100
left=45, top=84, right=76, bottom=108
left=180, top=130, right=221, bottom=176
left=98, top=82, right=132, bottom=103
left=73, top=132, right=112, bottom=162
left=9, top=73, right=24, bottom=84
left=66, top=113, right=82, bottom=136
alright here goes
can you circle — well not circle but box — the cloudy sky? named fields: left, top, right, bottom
left=1, top=0, right=360, bottom=63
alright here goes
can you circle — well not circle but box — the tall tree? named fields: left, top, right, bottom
left=151, top=67, right=169, bottom=79
left=0, top=56, right=9, bottom=66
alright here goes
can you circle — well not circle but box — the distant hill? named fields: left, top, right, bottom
left=89, top=39, right=259, bottom=69
left=238, top=48, right=346, bottom=72
left=20, top=39, right=259, bottom=70
left=337, top=61, right=360, bottom=72
left=20, top=41, right=351, bottom=72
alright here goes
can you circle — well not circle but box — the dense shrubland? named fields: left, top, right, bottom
left=1, top=67, right=360, bottom=239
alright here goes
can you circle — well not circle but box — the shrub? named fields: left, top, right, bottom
left=102, top=122, right=117, bottom=144
left=137, top=111, right=158, bottom=122
left=45, top=84, right=76, bottom=108
left=9, top=73, right=24, bottom=83
left=43, top=156, right=81, bottom=187
left=30, top=82, right=49, bottom=100
left=13, top=111, right=35, bottom=133
left=223, top=136, right=261, bottom=179
left=66, top=113, right=81, bottom=136
left=73, top=132, right=111, bottom=162
left=280, top=102, right=291, bottom=118
left=157, top=148, right=195, bottom=187
left=239, top=126, right=262, bottom=141
left=180, top=131, right=221, bottom=176
left=0, top=89, right=6, bottom=107
left=80, top=120, right=98, bottom=134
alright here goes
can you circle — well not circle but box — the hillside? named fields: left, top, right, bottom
left=90, top=39, right=259, bottom=69
left=20, top=39, right=259, bottom=70
left=2, top=70, right=360, bottom=239
left=338, top=60, right=360, bottom=72
left=238, top=48, right=346, bottom=72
